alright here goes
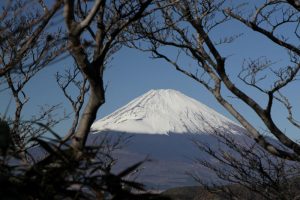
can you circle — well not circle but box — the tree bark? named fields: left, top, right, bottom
left=71, top=83, right=105, bottom=151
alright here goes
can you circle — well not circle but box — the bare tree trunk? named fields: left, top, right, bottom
left=4, top=72, right=26, bottom=155
left=12, top=103, right=24, bottom=148
left=63, top=0, right=153, bottom=154
left=71, top=83, right=105, bottom=151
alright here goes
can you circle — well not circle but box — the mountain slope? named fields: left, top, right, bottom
left=90, top=89, right=248, bottom=189
left=92, top=89, right=241, bottom=135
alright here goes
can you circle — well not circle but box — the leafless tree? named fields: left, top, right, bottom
left=134, top=0, right=300, bottom=161
left=56, top=63, right=89, bottom=144
left=62, top=0, right=155, bottom=153
left=0, top=0, right=64, bottom=76
left=191, top=131, right=300, bottom=200
left=0, top=1, right=171, bottom=198
left=0, top=0, right=67, bottom=158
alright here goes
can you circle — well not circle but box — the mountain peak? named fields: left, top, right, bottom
left=92, top=89, right=242, bottom=135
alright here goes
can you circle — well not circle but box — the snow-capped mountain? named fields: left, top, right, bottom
left=92, top=89, right=241, bottom=135
left=90, top=89, right=248, bottom=189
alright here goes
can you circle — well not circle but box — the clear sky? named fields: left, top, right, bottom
left=1, top=1, right=299, bottom=141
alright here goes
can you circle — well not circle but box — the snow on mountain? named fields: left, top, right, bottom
left=92, top=89, right=242, bottom=135
left=89, top=89, right=250, bottom=189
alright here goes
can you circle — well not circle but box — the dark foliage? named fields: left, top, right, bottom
left=0, top=120, right=170, bottom=200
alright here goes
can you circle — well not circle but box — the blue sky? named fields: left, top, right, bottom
left=1, top=1, right=299, bottom=141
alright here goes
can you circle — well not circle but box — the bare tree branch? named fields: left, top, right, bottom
left=135, top=0, right=300, bottom=160
left=0, top=0, right=63, bottom=76
left=56, top=64, right=89, bottom=144
left=63, top=0, right=154, bottom=154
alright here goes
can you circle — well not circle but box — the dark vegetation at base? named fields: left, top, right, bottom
left=162, top=186, right=212, bottom=200
left=162, top=178, right=300, bottom=200
left=162, top=185, right=261, bottom=200
left=0, top=119, right=171, bottom=200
